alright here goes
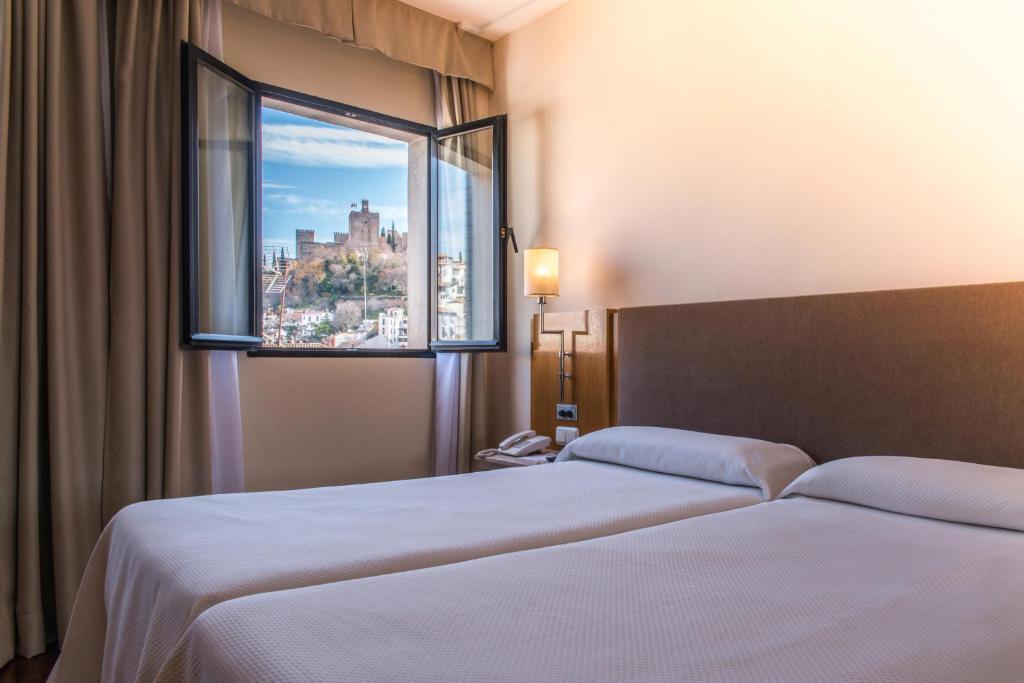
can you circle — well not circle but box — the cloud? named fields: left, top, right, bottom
left=262, top=123, right=408, bottom=169
left=261, top=237, right=293, bottom=250
left=264, top=193, right=408, bottom=226
left=373, top=204, right=408, bottom=226
left=262, top=180, right=297, bottom=190
left=265, top=192, right=346, bottom=219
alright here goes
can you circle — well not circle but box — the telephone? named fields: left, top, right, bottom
left=497, top=430, right=551, bottom=457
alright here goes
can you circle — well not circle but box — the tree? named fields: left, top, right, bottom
left=334, top=300, right=363, bottom=329
left=312, top=320, right=334, bottom=339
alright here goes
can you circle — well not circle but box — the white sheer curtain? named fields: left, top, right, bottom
left=433, top=353, right=462, bottom=476
left=432, top=73, right=490, bottom=476
left=208, top=351, right=245, bottom=493
left=202, top=0, right=247, bottom=494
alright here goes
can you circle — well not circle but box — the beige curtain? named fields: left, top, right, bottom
left=353, top=0, right=493, bottom=89
left=229, top=0, right=494, bottom=89
left=0, top=0, right=110, bottom=664
left=435, top=74, right=489, bottom=128
left=0, top=0, right=234, bottom=666
left=432, top=74, right=491, bottom=476
left=104, top=0, right=236, bottom=514
left=228, top=0, right=354, bottom=41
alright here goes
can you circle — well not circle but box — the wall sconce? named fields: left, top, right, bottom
left=524, top=248, right=572, bottom=404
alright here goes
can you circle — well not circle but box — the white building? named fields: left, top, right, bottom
left=378, top=307, right=409, bottom=348
left=437, top=255, right=466, bottom=304
left=437, top=255, right=467, bottom=340
left=297, top=309, right=331, bottom=325
left=437, top=305, right=465, bottom=341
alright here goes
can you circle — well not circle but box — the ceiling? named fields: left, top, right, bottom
left=400, top=0, right=569, bottom=40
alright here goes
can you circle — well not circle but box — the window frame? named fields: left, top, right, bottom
left=181, top=42, right=509, bottom=357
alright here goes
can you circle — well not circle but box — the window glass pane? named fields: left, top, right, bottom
left=260, top=98, right=428, bottom=350
left=195, top=62, right=253, bottom=337
left=436, top=127, right=494, bottom=342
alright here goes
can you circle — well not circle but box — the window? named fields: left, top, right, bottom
left=432, top=121, right=506, bottom=349
left=181, top=43, right=509, bottom=355
left=259, top=96, right=429, bottom=350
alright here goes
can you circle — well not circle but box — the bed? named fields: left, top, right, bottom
left=51, top=428, right=810, bottom=683
left=52, top=280, right=1024, bottom=682
left=153, top=456, right=1024, bottom=682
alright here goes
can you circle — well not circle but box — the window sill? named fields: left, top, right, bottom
left=246, top=348, right=436, bottom=359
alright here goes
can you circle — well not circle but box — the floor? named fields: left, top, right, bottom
left=0, top=651, right=57, bottom=683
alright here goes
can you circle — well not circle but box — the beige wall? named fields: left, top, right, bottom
left=236, top=357, right=434, bottom=490
left=492, top=0, right=1024, bottom=438
left=223, top=3, right=436, bottom=491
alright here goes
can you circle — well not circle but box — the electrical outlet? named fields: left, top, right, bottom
left=556, top=403, right=578, bottom=421
left=555, top=426, right=579, bottom=445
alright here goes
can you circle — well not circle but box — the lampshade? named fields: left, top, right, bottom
left=524, top=248, right=559, bottom=297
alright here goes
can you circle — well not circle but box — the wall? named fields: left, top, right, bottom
left=491, top=0, right=1024, bottom=438
left=222, top=3, right=436, bottom=491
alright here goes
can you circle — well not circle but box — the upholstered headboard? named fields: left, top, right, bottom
left=616, top=281, right=1024, bottom=467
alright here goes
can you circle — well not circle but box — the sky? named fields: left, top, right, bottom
left=260, top=104, right=474, bottom=261
left=261, top=106, right=410, bottom=257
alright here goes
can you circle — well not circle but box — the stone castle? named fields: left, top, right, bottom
left=296, top=199, right=406, bottom=260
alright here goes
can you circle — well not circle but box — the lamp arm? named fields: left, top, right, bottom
left=538, top=297, right=572, bottom=404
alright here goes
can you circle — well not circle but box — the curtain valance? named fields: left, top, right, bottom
left=228, top=0, right=494, bottom=89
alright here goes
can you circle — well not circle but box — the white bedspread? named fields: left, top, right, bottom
left=157, top=497, right=1024, bottom=683
left=51, top=461, right=761, bottom=683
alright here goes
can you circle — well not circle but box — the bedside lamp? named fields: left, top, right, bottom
left=524, top=248, right=559, bottom=300
left=524, top=248, right=571, bottom=403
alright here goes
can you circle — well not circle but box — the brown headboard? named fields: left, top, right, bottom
left=616, top=281, right=1024, bottom=467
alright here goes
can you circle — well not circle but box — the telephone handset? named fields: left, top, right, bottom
left=497, top=430, right=551, bottom=457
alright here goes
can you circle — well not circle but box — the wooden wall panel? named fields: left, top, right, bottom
left=530, top=309, right=615, bottom=448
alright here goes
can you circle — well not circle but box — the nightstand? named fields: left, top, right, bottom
left=473, top=450, right=559, bottom=471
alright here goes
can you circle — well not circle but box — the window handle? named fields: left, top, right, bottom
left=502, top=225, right=519, bottom=254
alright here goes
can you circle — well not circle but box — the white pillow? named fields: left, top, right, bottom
left=781, top=456, right=1024, bottom=532
left=555, top=426, right=814, bottom=500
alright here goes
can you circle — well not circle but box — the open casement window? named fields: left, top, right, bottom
left=431, top=117, right=508, bottom=352
left=181, top=44, right=261, bottom=348
left=181, top=43, right=510, bottom=355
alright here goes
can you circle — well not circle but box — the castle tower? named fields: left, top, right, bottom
left=295, top=229, right=316, bottom=260
left=347, top=199, right=380, bottom=249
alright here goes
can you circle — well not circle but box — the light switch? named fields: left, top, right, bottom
left=555, top=426, right=579, bottom=445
